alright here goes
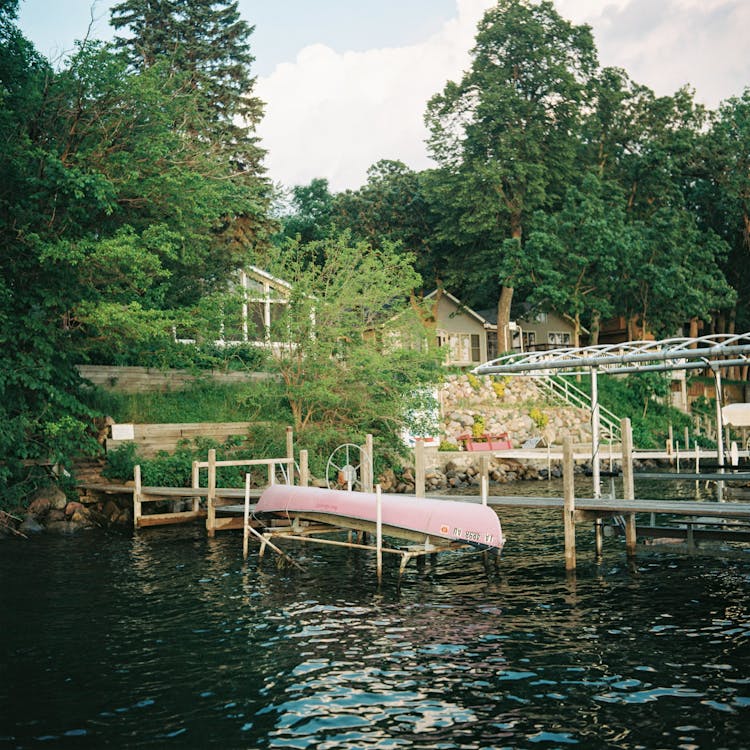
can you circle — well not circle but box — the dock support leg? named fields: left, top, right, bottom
left=133, top=465, right=142, bottom=529
left=563, top=437, right=576, bottom=571
left=594, top=518, right=603, bottom=557
left=415, top=439, right=425, bottom=498
left=625, top=513, right=637, bottom=558
left=207, top=449, right=217, bottom=537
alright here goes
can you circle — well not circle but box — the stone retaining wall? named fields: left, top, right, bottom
left=440, top=373, right=592, bottom=447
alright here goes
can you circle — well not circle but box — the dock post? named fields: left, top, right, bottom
left=414, top=438, right=425, bottom=497
left=621, top=418, right=637, bottom=557
left=563, top=436, right=576, bottom=571
left=133, top=465, right=142, bottom=529
left=300, top=450, right=309, bottom=487
left=480, top=455, right=489, bottom=505
left=207, top=448, right=216, bottom=537
left=363, top=434, right=374, bottom=493
left=243, top=473, right=251, bottom=560
left=191, top=460, right=200, bottom=513
left=286, top=426, right=294, bottom=485
left=595, top=518, right=603, bottom=557
left=376, top=484, right=383, bottom=583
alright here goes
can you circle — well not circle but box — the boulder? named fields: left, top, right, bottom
left=27, top=496, right=51, bottom=520
left=20, top=514, right=43, bottom=534
left=29, top=485, right=68, bottom=511
left=65, top=501, right=85, bottom=517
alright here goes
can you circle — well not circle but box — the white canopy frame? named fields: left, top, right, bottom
left=473, top=333, right=750, bottom=498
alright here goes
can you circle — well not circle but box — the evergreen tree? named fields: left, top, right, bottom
left=110, top=0, right=272, bottom=281
left=111, top=0, right=266, bottom=168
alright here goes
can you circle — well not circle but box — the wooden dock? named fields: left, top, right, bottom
left=78, top=419, right=750, bottom=571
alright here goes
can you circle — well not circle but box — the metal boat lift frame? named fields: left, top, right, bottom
left=473, top=333, right=750, bottom=498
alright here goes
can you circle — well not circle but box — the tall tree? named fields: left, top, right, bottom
left=112, top=0, right=263, bottom=155
left=332, top=160, right=438, bottom=282
left=517, top=174, right=628, bottom=345
left=111, top=0, right=271, bottom=250
left=691, top=89, right=750, bottom=334
left=264, top=235, right=442, bottom=462
left=425, top=0, right=597, bottom=351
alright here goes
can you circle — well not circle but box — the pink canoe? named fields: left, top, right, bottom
left=255, top=484, right=505, bottom=552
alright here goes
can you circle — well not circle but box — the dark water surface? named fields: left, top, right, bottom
left=2, top=479, right=750, bottom=749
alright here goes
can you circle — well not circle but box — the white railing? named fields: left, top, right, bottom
left=533, top=375, right=621, bottom=442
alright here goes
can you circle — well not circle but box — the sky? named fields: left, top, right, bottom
left=16, top=0, right=750, bottom=192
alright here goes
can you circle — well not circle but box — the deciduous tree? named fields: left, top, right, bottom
left=425, top=0, right=597, bottom=351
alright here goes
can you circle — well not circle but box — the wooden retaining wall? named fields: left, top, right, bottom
left=77, top=364, right=275, bottom=393
left=106, top=422, right=256, bottom=456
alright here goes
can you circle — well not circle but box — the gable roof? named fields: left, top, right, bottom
left=245, top=265, right=293, bottom=292
left=425, top=289, right=496, bottom=329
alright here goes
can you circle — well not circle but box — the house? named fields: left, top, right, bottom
left=425, top=289, right=494, bottom=367
left=175, top=266, right=293, bottom=350
left=478, top=306, right=577, bottom=357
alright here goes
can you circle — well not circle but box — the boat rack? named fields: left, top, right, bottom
left=253, top=517, right=479, bottom=575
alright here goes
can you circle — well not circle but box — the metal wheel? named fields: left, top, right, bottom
left=326, top=443, right=369, bottom=491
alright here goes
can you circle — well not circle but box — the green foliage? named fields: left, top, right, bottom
left=590, top=374, right=693, bottom=449
left=83, top=335, right=268, bottom=371
left=439, top=441, right=460, bottom=452
left=103, top=436, right=257, bottom=488
left=492, top=378, right=508, bottom=398
left=466, top=372, right=481, bottom=391
left=83, top=381, right=282, bottom=424
left=265, top=234, right=443, bottom=450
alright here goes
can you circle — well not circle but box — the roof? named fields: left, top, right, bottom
left=246, top=265, right=293, bottom=291
left=425, top=289, right=496, bottom=329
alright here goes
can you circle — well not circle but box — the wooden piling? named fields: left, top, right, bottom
left=300, top=450, right=309, bottom=487
left=133, top=464, right=142, bottom=529
left=286, top=425, right=294, bottom=476
left=243, top=473, right=251, bottom=560
left=363, top=434, right=374, bottom=493
left=376, top=484, right=383, bottom=583
left=562, top=436, right=576, bottom=570
left=594, top=519, right=603, bottom=557
left=621, top=418, right=637, bottom=556
left=414, top=438, right=425, bottom=498
left=191, top=460, right=200, bottom=513
left=207, top=448, right=216, bottom=537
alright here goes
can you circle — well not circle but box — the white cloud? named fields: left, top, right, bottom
left=256, top=0, right=493, bottom=191
left=256, top=0, right=748, bottom=192
left=558, top=0, right=749, bottom=107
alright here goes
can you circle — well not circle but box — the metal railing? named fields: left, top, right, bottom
left=533, top=375, right=621, bottom=442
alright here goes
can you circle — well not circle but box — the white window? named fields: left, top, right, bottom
left=437, top=332, right=482, bottom=364
left=548, top=332, right=571, bottom=346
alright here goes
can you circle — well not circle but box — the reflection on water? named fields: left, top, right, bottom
left=1, top=483, right=749, bottom=748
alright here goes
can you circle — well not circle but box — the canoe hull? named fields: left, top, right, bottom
left=256, top=485, right=505, bottom=552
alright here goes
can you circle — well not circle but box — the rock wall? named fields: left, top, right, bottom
left=441, top=373, right=592, bottom=447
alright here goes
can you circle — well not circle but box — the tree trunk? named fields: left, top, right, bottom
left=688, top=316, right=699, bottom=344
left=590, top=311, right=601, bottom=346
left=497, top=221, right=522, bottom=353
left=497, top=285, right=514, bottom=353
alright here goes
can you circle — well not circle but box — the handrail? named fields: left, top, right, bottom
left=533, top=375, right=621, bottom=441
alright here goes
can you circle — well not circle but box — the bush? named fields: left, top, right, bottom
left=83, top=336, right=269, bottom=372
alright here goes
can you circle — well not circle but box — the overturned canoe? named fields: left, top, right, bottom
left=255, top=484, right=505, bottom=552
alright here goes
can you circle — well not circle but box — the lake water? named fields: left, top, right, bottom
left=2, top=477, right=750, bottom=749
